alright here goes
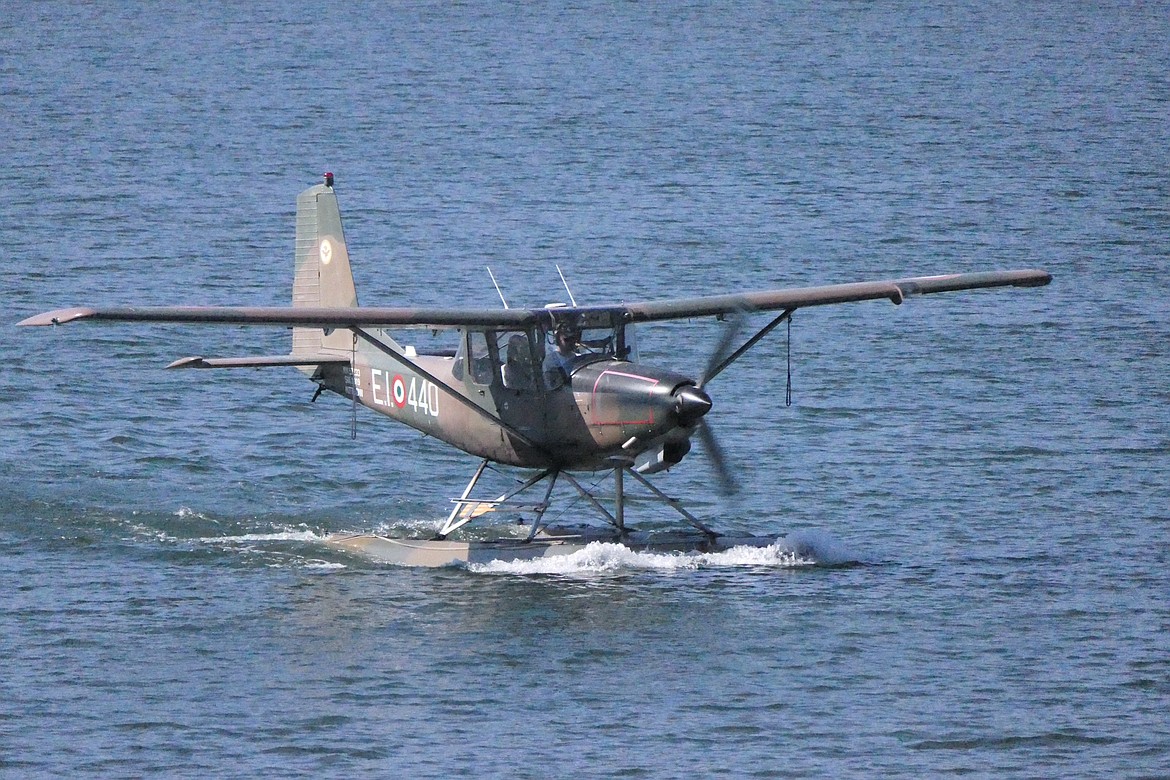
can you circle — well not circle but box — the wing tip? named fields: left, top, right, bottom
left=166, top=356, right=208, bottom=369
left=17, top=307, right=98, bottom=326
left=1018, top=269, right=1053, bottom=287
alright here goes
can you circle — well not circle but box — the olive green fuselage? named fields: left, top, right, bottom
left=311, top=328, right=697, bottom=472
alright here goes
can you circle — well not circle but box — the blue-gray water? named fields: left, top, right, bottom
left=3, top=2, right=1168, bottom=777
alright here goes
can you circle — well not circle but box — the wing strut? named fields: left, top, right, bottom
left=704, top=309, right=794, bottom=387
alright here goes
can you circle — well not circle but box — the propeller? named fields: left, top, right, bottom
left=669, top=382, right=737, bottom=495
left=686, top=312, right=748, bottom=495
left=698, top=311, right=745, bottom=389
left=696, top=416, right=736, bottom=496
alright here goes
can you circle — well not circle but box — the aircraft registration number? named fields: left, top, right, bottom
left=369, top=368, right=439, bottom=418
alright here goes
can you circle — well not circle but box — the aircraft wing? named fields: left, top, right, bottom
left=616, top=269, right=1052, bottom=322
left=17, top=306, right=542, bottom=328
left=17, top=269, right=1050, bottom=329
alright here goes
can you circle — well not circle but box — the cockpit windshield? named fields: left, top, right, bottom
left=455, top=314, right=635, bottom=391
left=559, top=326, right=614, bottom=358
left=541, top=315, right=635, bottom=388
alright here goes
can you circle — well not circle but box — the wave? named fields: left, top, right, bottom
left=779, top=528, right=861, bottom=566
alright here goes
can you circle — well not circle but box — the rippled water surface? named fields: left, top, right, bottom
left=3, top=2, right=1168, bottom=777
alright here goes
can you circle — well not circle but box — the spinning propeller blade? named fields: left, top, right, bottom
left=696, top=418, right=738, bottom=496
left=698, top=311, right=746, bottom=389
left=691, top=314, right=747, bottom=495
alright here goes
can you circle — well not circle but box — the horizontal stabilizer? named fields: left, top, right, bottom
left=166, top=354, right=351, bottom=370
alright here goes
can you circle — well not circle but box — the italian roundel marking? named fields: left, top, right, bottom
left=392, top=375, right=407, bottom=408
left=319, top=238, right=333, bottom=266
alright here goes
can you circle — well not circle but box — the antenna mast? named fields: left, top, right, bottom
left=486, top=266, right=509, bottom=309
left=556, top=264, right=578, bottom=307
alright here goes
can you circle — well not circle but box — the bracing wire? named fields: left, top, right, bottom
left=350, top=331, right=358, bottom=439
left=785, top=314, right=793, bottom=407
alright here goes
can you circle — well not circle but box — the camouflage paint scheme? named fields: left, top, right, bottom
left=284, top=181, right=709, bottom=472
left=19, top=178, right=1052, bottom=541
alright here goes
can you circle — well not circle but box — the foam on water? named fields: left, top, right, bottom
left=114, top=512, right=346, bottom=569
left=299, top=561, right=347, bottom=571
left=197, top=529, right=328, bottom=544
left=192, top=527, right=347, bottom=569
left=469, top=540, right=801, bottom=575
left=367, top=517, right=447, bottom=537
left=468, top=528, right=863, bottom=575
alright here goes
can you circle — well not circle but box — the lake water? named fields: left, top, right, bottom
left=2, top=2, right=1168, bottom=777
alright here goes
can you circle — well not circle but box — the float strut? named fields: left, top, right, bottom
left=524, top=470, right=560, bottom=542
left=436, top=459, right=489, bottom=539
left=624, top=467, right=718, bottom=540
left=614, top=467, right=626, bottom=535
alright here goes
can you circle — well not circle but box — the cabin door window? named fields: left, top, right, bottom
left=468, top=330, right=496, bottom=386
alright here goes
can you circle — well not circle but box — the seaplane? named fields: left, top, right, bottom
left=19, top=174, right=1051, bottom=566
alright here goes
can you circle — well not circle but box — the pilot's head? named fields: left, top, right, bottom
left=555, top=325, right=580, bottom=351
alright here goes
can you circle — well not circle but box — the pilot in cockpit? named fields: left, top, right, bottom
left=543, top=323, right=581, bottom=387
left=503, top=333, right=535, bottom=389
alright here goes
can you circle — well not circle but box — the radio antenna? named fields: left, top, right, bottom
left=556, top=264, right=578, bottom=307
left=486, top=266, right=509, bottom=309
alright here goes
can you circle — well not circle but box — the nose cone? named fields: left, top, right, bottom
left=673, top=385, right=713, bottom=427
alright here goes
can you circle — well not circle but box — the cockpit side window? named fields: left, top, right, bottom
left=500, top=330, right=540, bottom=390
left=452, top=334, right=466, bottom=380
left=468, top=330, right=496, bottom=386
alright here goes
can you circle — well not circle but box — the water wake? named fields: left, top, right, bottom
left=467, top=542, right=802, bottom=575
left=195, top=529, right=328, bottom=544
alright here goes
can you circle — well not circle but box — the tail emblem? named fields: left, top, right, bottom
left=320, top=239, right=333, bottom=266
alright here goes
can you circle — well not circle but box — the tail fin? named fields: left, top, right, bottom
left=292, top=175, right=357, bottom=355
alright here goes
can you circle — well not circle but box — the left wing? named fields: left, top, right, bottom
left=17, top=269, right=1050, bottom=329
left=616, top=269, right=1051, bottom=322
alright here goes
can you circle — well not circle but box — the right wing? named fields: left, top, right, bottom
left=17, top=305, right=540, bottom=329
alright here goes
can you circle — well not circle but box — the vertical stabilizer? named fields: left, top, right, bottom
left=293, top=175, right=358, bottom=355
